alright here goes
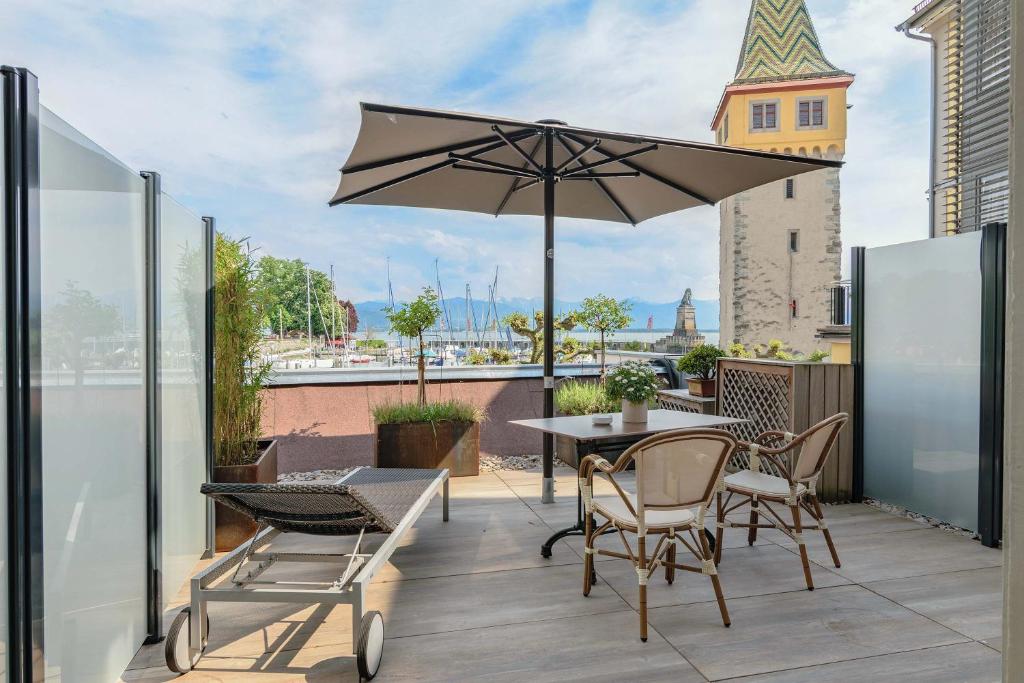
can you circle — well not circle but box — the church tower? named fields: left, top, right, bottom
left=713, top=0, right=853, bottom=354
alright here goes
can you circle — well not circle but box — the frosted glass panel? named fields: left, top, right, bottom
left=39, top=106, right=147, bottom=682
left=0, top=86, right=8, bottom=683
left=863, top=232, right=982, bottom=530
left=159, top=194, right=207, bottom=606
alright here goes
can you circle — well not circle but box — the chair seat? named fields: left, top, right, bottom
left=725, top=470, right=806, bottom=498
left=593, top=495, right=697, bottom=529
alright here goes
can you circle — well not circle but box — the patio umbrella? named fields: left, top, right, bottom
left=329, top=102, right=841, bottom=503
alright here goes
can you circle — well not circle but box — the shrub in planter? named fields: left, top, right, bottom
left=373, top=400, right=486, bottom=477
left=606, top=361, right=660, bottom=423
left=212, top=234, right=275, bottom=550
left=380, top=289, right=485, bottom=475
left=677, top=344, right=726, bottom=397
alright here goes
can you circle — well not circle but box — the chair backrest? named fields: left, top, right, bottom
left=626, top=429, right=737, bottom=521
left=791, top=413, right=849, bottom=481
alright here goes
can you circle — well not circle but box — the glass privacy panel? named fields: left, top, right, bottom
left=39, top=106, right=147, bottom=682
left=863, top=231, right=982, bottom=530
left=0, top=84, right=7, bottom=683
left=159, top=194, right=206, bottom=606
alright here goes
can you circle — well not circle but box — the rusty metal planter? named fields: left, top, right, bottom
left=212, top=439, right=278, bottom=551
left=375, top=421, right=480, bottom=477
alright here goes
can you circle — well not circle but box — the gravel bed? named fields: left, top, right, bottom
left=278, top=468, right=354, bottom=483
left=280, top=457, right=571, bottom=480
left=864, top=497, right=976, bottom=538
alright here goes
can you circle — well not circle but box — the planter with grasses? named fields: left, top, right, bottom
left=212, top=234, right=275, bottom=551
left=553, top=379, right=622, bottom=469
left=373, top=400, right=485, bottom=477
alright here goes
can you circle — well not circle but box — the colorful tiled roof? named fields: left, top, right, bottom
left=733, top=0, right=850, bottom=84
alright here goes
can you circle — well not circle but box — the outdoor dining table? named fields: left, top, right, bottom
left=510, top=409, right=748, bottom=559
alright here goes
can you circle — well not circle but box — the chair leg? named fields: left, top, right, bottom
left=638, top=535, right=648, bottom=642
left=714, top=491, right=725, bottom=565
left=747, top=497, right=759, bottom=546
left=790, top=502, right=814, bottom=591
left=583, top=513, right=594, bottom=596
left=810, top=495, right=841, bottom=568
left=699, top=526, right=730, bottom=627
left=665, top=541, right=676, bottom=585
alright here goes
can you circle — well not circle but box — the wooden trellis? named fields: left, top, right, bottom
left=715, top=358, right=855, bottom=503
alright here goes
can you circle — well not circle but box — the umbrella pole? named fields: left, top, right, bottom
left=542, top=128, right=555, bottom=504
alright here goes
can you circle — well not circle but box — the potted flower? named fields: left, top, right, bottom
left=212, top=235, right=275, bottom=551
left=605, top=360, right=660, bottom=423
left=554, top=380, right=619, bottom=467
left=374, top=287, right=485, bottom=476
left=677, top=344, right=726, bottom=397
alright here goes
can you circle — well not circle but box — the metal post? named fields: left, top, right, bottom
left=978, top=222, right=1006, bottom=547
left=541, top=128, right=555, bottom=504
left=2, top=64, right=42, bottom=683
left=140, top=170, right=163, bottom=643
left=850, top=246, right=866, bottom=503
left=201, top=216, right=215, bottom=559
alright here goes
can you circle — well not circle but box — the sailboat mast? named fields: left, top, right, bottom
left=305, top=266, right=313, bottom=362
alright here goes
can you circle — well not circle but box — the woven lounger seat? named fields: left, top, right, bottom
left=166, top=466, right=449, bottom=680
left=201, top=467, right=444, bottom=535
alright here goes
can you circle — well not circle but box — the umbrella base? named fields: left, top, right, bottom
left=541, top=476, right=555, bottom=504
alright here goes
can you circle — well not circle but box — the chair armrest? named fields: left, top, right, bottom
left=735, top=441, right=792, bottom=481
left=579, top=454, right=615, bottom=482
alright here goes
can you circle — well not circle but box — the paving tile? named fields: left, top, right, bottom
left=594, top=544, right=849, bottom=610
left=865, top=567, right=1003, bottom=642
left=649, top=584, right=968, bottom=681
left=372, top=610, right=701, bottom=682
left=716, top=642, right=1001, bottom=683
left=783, top=527, right=1002, bottom=583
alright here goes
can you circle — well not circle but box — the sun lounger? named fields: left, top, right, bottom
left=164, top=466, right=449, bottom=680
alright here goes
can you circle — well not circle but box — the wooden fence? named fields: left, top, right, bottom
left=715, top=358, right=855, bottom=503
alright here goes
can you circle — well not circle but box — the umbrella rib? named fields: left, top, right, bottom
left=449, top=153, right=542, bottom=178
left=561, top=132, right=714, bottom=205
left=562, top=171, right=640, bottom=179
left=492, top=126, right=545, bottom=174
left=342, top=129, right=537, bottom=174
left=495, top=136, right=544, bottom=217
left=328, top=157, right=457, bottom=206
left=451, top=163, right=536, bottom=179
left=561, top=144, right=658, bottom=177
left=555, top=134, right=637, bottom=226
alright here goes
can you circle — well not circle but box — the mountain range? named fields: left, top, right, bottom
left=354, top=296, right=719, bottom=333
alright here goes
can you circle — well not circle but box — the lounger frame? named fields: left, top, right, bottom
left=183, top=466, right=449, bottom=664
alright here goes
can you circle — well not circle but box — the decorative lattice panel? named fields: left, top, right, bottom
left=718, top=362, right=794, bottom=475
left=658, top=395, right=700, bottom=414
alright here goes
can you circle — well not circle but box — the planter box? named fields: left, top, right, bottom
left=556, top=433, right=632, bottom=471
left=212, top=439, right=278, bottom=552
left=686, top=377, right=717, bottom=397
left=375, top=421, right=480, bottom=477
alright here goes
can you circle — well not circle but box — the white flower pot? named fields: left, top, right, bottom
left=621, top=399, right=648, bottom=424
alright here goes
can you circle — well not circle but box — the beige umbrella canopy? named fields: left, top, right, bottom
left=329, top=102, right=841, bottom=510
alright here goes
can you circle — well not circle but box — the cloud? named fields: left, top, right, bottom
left=2, top=0, right=932, bottom=304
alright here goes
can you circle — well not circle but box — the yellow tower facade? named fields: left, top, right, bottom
left=713, top=0, right=853, bottom=355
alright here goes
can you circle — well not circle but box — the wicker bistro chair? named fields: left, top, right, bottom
left=714, top=413, right=849, bottom=591
left=579, top=429, right=738, bottom=641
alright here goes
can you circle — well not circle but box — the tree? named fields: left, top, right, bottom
left=557, top=336, right=599, bottom=363
left=338, top=299, right=359, bottom=334
left=257, top=255, right=346, bottom=337
left=577, top=294, right=633, bottom=376
left=43, top=281, right=122, bottom=384
left=503, top=309, right=578, bottom=364
left=385, top=287, right=441, bottom=406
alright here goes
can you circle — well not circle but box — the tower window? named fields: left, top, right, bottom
left=750, top=100, right=779, bottom=131
left=784, top=178, right=795, bottom=199
left=797, top=97, right=827, bottom=128
left=791, top=299, right=798, bottom=319
left=788, top=230, right=799, bottom=253
left=724, top=114, right=729, bottom=142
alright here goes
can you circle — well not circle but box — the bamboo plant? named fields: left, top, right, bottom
left=214, top=234, right=273, bottom=466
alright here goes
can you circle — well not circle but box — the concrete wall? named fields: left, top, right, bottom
left=261, top=377, right=547, bottom=473
left=719, top=166, right=842, bottom=354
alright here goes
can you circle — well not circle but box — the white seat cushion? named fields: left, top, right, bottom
left=725, top=470, right=806, bottom=498
left=592, top=494, right=697, bottom=529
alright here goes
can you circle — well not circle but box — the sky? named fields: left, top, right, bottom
left=2, top=0, right=932, bottom=304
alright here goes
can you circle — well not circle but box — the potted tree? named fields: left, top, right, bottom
left=212, top=235, right=274, bottom=551
left=677, top=344, right=726, bottom=397
left=374, top=288, right=484, bottom=476
left=605, top=360, right=660, bottom=423
left=577, top=294, right=633, bottom=376
left=554, top=379, right=619, bottom=468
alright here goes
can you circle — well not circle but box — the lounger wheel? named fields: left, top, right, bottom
left=165, top=607, right=209, bottom=674
left=356, top=610, right=385, bottom=680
